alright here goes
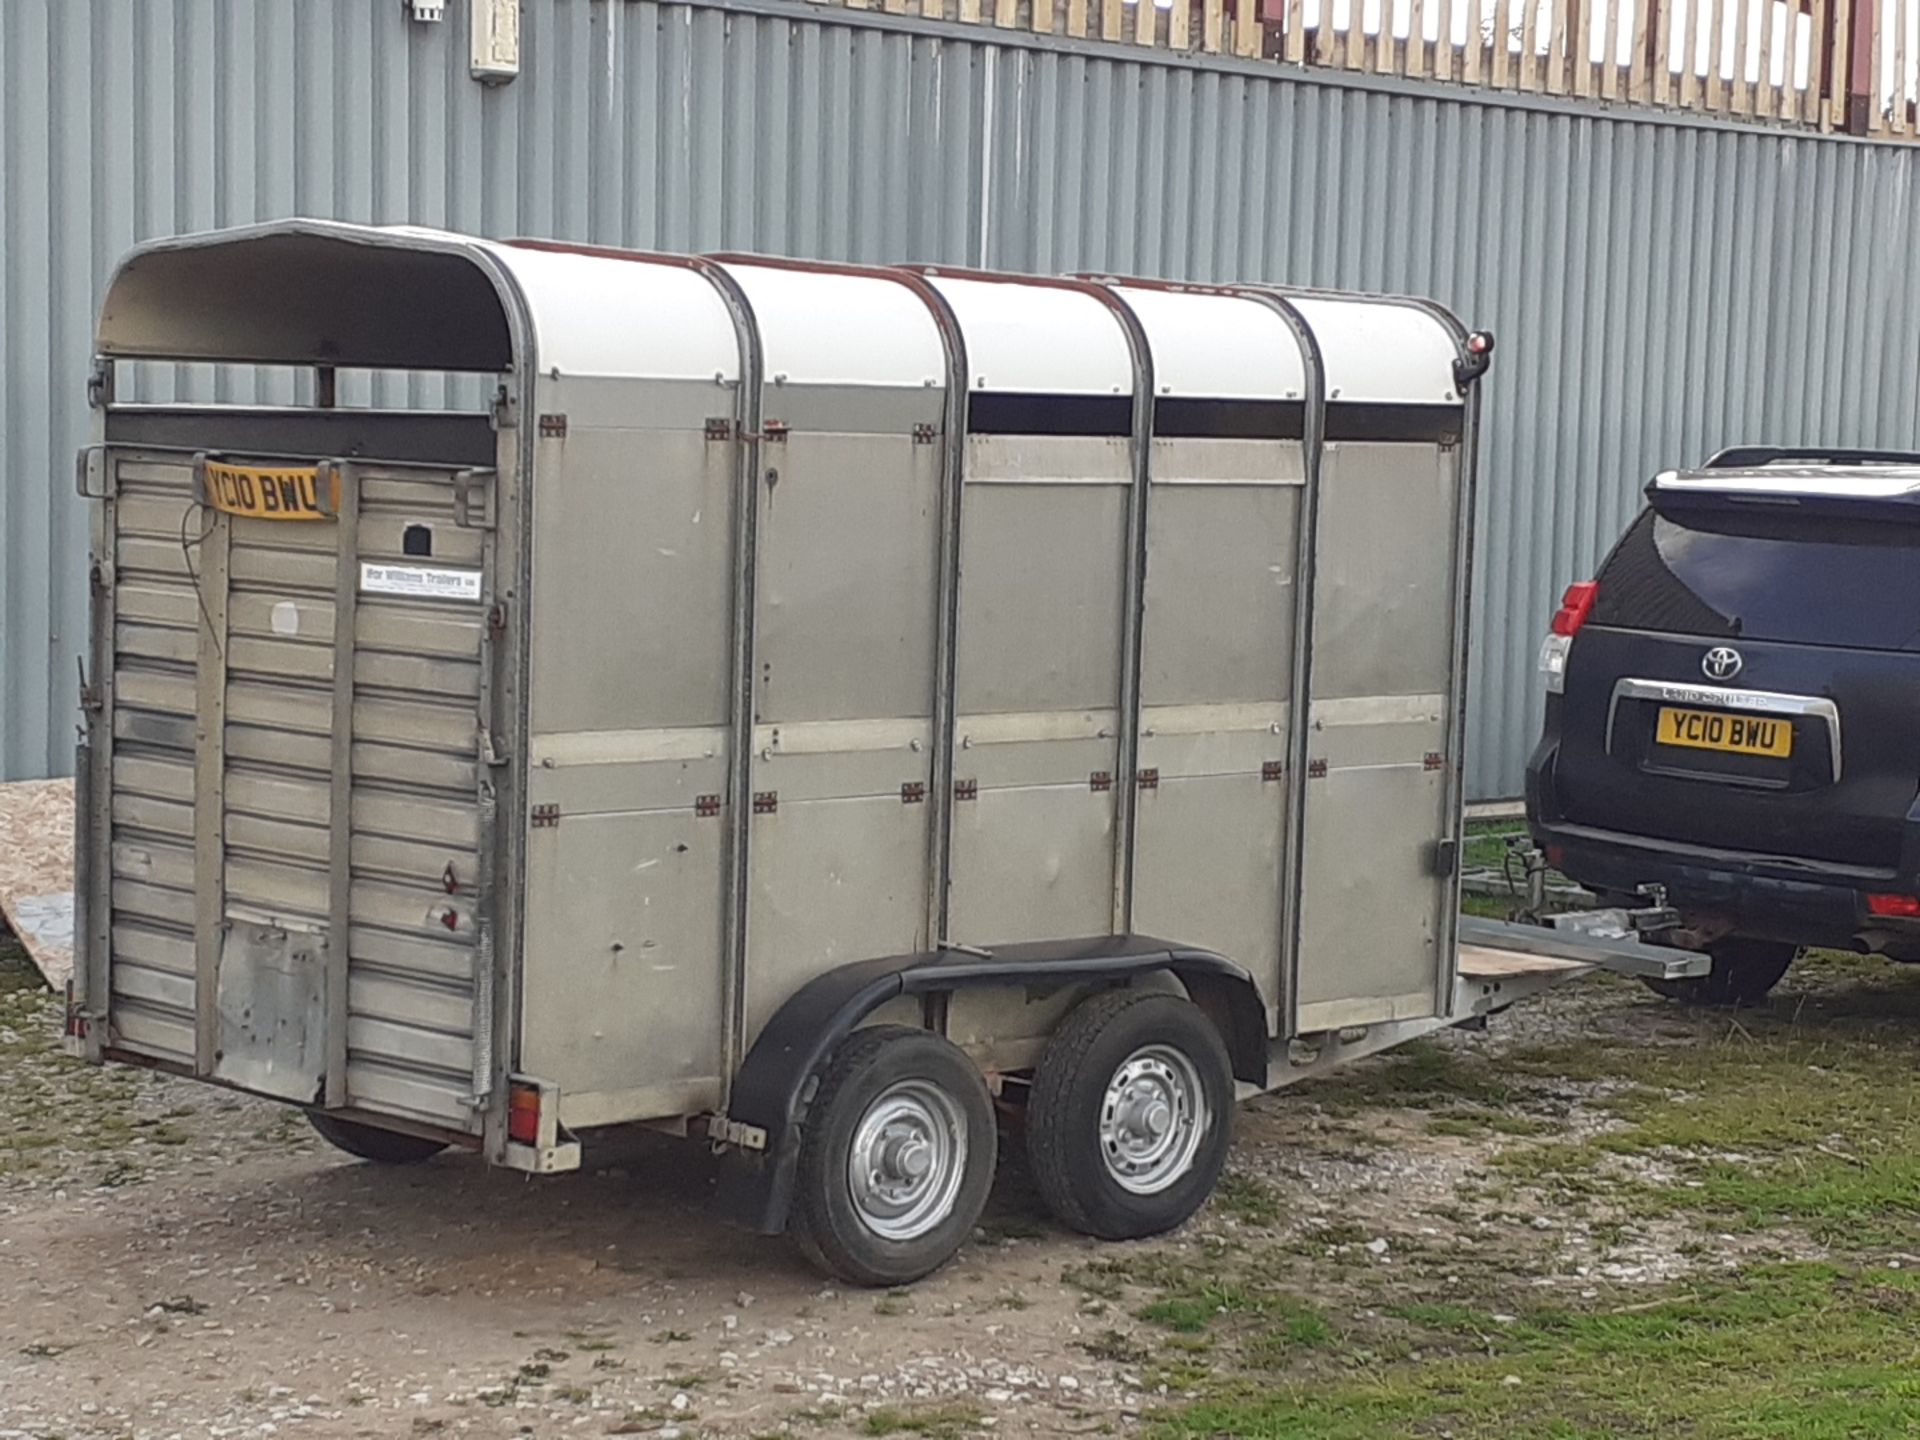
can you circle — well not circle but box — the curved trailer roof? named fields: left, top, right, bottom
left=94, top=219, right=1475, bottom=414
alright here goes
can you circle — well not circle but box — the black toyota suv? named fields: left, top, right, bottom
left=1527, top=447, right=1920, bottom=1005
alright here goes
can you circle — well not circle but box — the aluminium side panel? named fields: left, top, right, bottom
left=1290, top=434, right=1464, bottom=1031
left=515, top=376, right=743, bottom=1127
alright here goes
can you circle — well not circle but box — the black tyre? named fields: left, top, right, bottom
left=307, top=1111, right=448, bottom=1165
left=1026, top=989, right=1234, bottom=1241
left=1642, top=937, right=1799, bottom=1006
left=792, top=1025, right=996, bottom=1288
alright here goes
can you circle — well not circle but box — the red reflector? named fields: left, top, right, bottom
left=1544, top=844, right=1565, bottom=870
left=1866, top=893, right=1920, bottom=918
left=508, top=1085, right=541, bottom=1145
left=1550, top=581, right=1600, bottom=638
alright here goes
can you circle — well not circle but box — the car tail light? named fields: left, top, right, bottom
left=1866, top=893, right=1920, bottom=918
left=508, top=1082, right=542, bottom=1145
left=1551, top=581, right=1600, bottom=637
left=1539, top=581, right=1598, bottom=695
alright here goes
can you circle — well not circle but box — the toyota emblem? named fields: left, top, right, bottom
left=1702, top=646, right=1743, bottom=680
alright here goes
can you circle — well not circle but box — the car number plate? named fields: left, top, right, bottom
left=1655, top=706, right=1793, bottom=759
left=198, top=459, right=337, bottom=521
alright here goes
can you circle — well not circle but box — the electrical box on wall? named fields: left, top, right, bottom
left=470, top=0, right=521, bottom=83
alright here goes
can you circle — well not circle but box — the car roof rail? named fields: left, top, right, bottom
left=1705, top=445, right=1920, bottom=469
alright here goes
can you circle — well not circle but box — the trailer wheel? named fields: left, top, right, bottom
left=791, top=1025, right=996, bottom=1288
left=307, top=1112, right=447, bottom=1165
left=1027, top=990, right=1233, bottom=1240
left=1642, top=938, right=1798, bottom=1006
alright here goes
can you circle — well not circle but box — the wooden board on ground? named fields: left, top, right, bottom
left=1456, top=944, right=1587, bottom=981
left=0, top=779, right=75, bottom=992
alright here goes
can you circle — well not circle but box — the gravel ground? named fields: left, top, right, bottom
left=0, top=942, right=1725, bottom=1440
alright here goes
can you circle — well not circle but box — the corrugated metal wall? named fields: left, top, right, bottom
left=4, top=0, right=1918, bottom=794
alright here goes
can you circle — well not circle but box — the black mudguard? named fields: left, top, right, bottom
left=715, top=934, right=1268, bottom=1235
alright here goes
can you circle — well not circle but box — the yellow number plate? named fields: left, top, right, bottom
left=200, top=460, right=336, bottom=521
left=1656, top=706, right=1793, bottom=759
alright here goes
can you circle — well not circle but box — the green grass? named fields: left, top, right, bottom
left=1156, top=1264, right=1920, bottom=1440
left=861, top=1401, right=986, bottom=1437
left=1138, top=949, right=1920, bottom=1438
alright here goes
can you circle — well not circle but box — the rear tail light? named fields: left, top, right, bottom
left=1866, top=893, right=1920, bottom=919
left=1551, top=581, right=1600, bottom=637
left=508, top=1082, right=542, bottom=1145
left=1539, top=581, right=1599, bottom=695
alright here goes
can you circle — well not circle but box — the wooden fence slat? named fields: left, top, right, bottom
left=1171, top=0, right=1192, bottom=47
left=1102, top=0, right=1126, bottom=41
left=1030, top=0, right=1055, bottom=35
left=1134, top=0, right=1157, bottom=45
left=1705, top=0, right=1727, bottom=108
left=1372, top=0, right=1397, bottom=70
left=1628, top=0, right=1651, bottom=97
left=1679, top=0, right=1702, bottom=104
left=1409, top=0, right=1432, bottom=74
left=995, top=0, right=1019, bottom=26
left=1464, top=0, right=1486, bottom=79
left=1546, top=0, right=1570, bottom=90
left=1491, top=0, right=1513, bottom=83
left=1731, top=0, right=1753, bottom=111
left=883, top=0, right=909, bottom=14
left=1343, top=0, right=1366, bottom=65
left=921, top=0, right=947, bottom=20
left=1283, top=0, right=1307, bottom=59
left=1519, top=0, right=1541, bottom=87
left=1236, top=0, right=1263, bottom=55
left=1573, top=0, right=1595, bottom=92
left=1204, top=0, right=1227, bottom=50
left=1434, top=0, right=1457, bottom=77
left=1652, top=0, right=1673, bottom=102
left=1800, top=0, right=1825, bottom=121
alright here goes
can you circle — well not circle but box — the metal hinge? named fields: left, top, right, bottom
left=531, top=803, right=561, bottom=828
left=753, top=791, right=779, bottom=815
left=1424, top=752, right=1446, bottom=772
left=86, top=359, right=113, bottom=410
left=711, top=1114, right=768, bottom=1151
left=913, top=422, right=937, bottom=445
left=1262, top=760, right=1284, bottom=782
left=954, top=778, right=978, bottom=802
left=695, top=794, right=722, bottom=818
left=490, top=385, right=518, bottom=430
left=537, top=413, right=568, bottom=439
left=1308, top=759, right=1328, bottom=779
left=487, top=600, right=509, bottom=635
left=762, top=419, right=790, bottom=443
left=901, top=781, right=926, bottom=804
left=705, top=417, right=734, bottom=442
left=1136, top=768, right=1160, bottom=791
left=1090, top=771, right=1112, bottom=793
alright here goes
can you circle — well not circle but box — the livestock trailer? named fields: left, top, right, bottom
left=70, top=221, right=1693, bottom=1284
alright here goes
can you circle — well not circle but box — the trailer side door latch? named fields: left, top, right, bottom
left=1429, top=837, right=1458, bottom=877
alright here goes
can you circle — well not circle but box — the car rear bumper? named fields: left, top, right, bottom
left=1529, top=817, right=1920, bottom=958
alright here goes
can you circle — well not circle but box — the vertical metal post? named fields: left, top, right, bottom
left=694, top=262, right=764, bottom=1108
left=189, top=463, right=232, bottom=1078
left=1102, top=292, right=1158, bottom=937
left=918, top=299, right=970, bottom=948
left=79, top=451, right=118, bottom=1062
left=324, top=461, right=361, bottom=1108
left=1238, top=291, right=1325, bottom=1042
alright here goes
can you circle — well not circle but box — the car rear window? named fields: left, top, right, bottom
left=1590, top=504, right=1920, bottom=651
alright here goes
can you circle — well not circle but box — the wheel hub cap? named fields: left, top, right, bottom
left=848, top=1080, right=968, bottom=1242
left=1098, top=1045, right=1208, bottom=1195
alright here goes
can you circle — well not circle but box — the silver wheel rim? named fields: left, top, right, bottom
left=1098, top=1044, right=1208, bottom=1195
left=847, top=1079, right=969, bottom=1242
